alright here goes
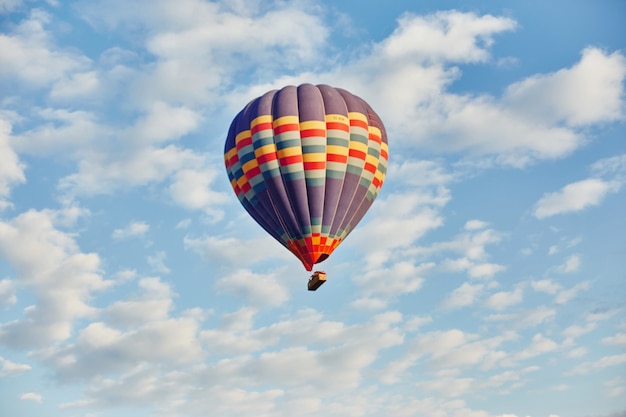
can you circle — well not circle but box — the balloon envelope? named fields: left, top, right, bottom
left=224, top=84, right=388, bottom=271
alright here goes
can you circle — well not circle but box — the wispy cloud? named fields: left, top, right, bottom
left=112, top=221, right=150, bottom=239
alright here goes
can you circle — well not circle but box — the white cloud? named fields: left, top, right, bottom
left=0, top=9, right=91, bottom=86
left=566, top=346, right=588, bottom=358
left=555, top=281, right=591, bottom=304
left=57, top=309, right=404, bottom=414
left=485, top=306, right=556, bottom=329
left=20, top=392, right=42, bottom=403
left=128, top=101, right=201, bottom=144
left=106, top=277, right=175, bottom=327
left=393, top=160, right=454, bottom=187
left=505, top=48, right=626, bottom=126
left=147, top=251, right=170, bottom=274
left=46, top=314, right=205, bottom=381
left=533, top=179, right=621, bottom=218
left=49, top=70, right=100, bottom=99
left=350, top=297, right=388, bottom=311
left=511, top=333, right=558, bottom=361
left=78, top=0, right=330, bottom=107
left=112, top=221, right=150, bottom=239
left=0, top=208, right=111, bottom=349
left=417, top=367, right=538, bottom=398
left=363, top=42, right=625, bottom=167
left=0, top=0, right=22, bottom=14
left=531, top=279, right=562, bottom=295
left=59, top=144, right=201, bottom=195
left=604, top=377, right=625, bottom=398
left=0, top=118, right=25, bottom=209
left=0, top=356, right=31, bottom=377
left=484, top=285, right=524, bottom=311
left=215, top=269, right=290, bottom=308
left=348, top=191, right=447, bottom=267
left=602, top=332, right=626, bottom=346
left=468, top=262, right=506, bottom=279
left=353, top=261, right=433, bottom=304
left=12, top=108, right=102, bottom=156
left=562, top=322, right=597, bottom=345
left=566, top=353, right=626, bottom=376
left=465, top=219, right=488, bottom=230
left=440, top=282, right=484, bottom=309
left=586, top=309, right=621, bottom=323
left=382, top=329, right=517, bottom=384
left=378, top=11, right=517, bottom=64
left=168, top=166, right=228, bottom=218
left=0, top=279, right=17, bottom=308
left=555, top=254, right=581, bottom=273
left=591, top=153, right=626, bottom=179
left=184, top=234, right=291, bottom=268
left=412, top=226, right=505, bottom=272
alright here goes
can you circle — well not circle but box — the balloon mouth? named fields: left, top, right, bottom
left=317, top=253, right=329, bottom=263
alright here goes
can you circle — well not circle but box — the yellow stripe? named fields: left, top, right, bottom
left=349, top=112, right=368, bottom=123
left=251, top=115, right=272, bottom=128
left=350, top=140, right=369, bottom=153
left=380, top=142, right=389, bottom=160
left=368, top=126, right=382, bottom=139
left=365, top=154, right=378, bottom=166
left=273, top=115, right=299, bottom=127
left=327, top=144, right=348, bottom=155
left=225, top=148, right=238, bottom=160
left=299, top=120, right=326, bottom=130
left=242, top=159, right=259, bottom=172
left=235, top=130, right=251, bottom=143
left=236, top=176, right=248, bottom=188
left=303, top=153, right=326, bottom=163
left=326, top=114, right=349, bottom=124
left=255, top=143, right=276, bottom=156
left=277, top=147, right=302, bottom=158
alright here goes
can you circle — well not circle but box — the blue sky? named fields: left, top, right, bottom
left=0, top=0, right=625, bottom=416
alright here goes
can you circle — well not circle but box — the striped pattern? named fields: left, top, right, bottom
left=224, top=84, right=389, bottom=271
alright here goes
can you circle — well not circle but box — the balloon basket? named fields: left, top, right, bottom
left=307, top=271, right=326, bottom=291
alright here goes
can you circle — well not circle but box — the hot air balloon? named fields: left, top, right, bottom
left=224, top=84, right=388, bottom=290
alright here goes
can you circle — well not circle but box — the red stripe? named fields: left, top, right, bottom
left=251, top=122, right=273, bottom=136
left=279, top=155, right=303, bottom=165
left=304, top=161, right=325, bottom=170
left=241, top=181, right=251, bottom=194
left=349, top=149, right=367, bottom=160
left=364, top=162, right=377, bottom=174
left=257, top=152, right=277, bottom=164
left=350, top=119, right=368, bottom=130
left=300, top=128, right=326, bottom=138
left=369, top=134, right=382, bottom=144
left=274, top=123, right=299, bottom=135
left=380, top=149, right=389, bottom=160
left=236, top=136, right=252, bottom=150
left=245, top=166, right=261, bottom=180
left=228, top=155, right=239, bottom=166
left=327, top=122, right=349, bottom=132
left=372, top=177, right=381, bottom=188
left=327, top=153, right=348, bottom=163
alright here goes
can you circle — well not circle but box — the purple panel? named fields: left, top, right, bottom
left=297, top=84, right=326, bottom=229
left=318, top=85, right=349, bottom=232
left=272, top=86, right=312, bottom=236
left=246, top=91, right=306, bottom=245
